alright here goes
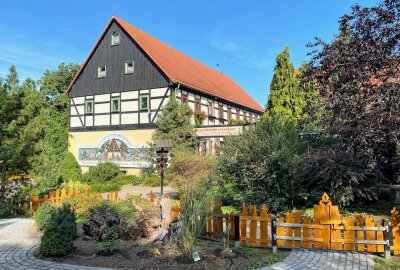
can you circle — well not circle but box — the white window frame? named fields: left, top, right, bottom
left=139, top=94, right=150, bottom=111
left=111, top=32, right=120, bottom=46
left=85, top=99, right=94, bottom=115
left=111, top=97, right=120, bottom=112
left=125, top=61, right=134, bottom=74
left=98, top=66, right=106, bottom=78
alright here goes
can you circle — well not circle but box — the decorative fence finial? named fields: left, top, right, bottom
left=319, top=192, right=332, bottom=206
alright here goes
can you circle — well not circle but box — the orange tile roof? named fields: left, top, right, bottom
left=66, top=16, right=264, bottom=113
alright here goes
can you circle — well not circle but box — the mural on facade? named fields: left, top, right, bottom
left=78, top=134, right=151, bottom=168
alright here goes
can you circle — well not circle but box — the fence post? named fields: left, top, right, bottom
left=383, top=219, right=392, bottom=259
left=271, top=216, right=277, bottom=254
left=234, top=215, right=240, bottom=247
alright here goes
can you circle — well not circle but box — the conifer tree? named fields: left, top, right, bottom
left=266, top=46, right=299, bottom=120
left=153, top=92, right=199, bottom=149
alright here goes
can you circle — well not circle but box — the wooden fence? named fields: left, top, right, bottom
left=200, top=193, right=393, bottom=257
left=31, top=189, right=399, bottom=257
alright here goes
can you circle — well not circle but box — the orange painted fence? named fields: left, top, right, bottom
left=390, top=207, right=400, bottom=255
left=31, top=189, right=398, bottom=257
left=200, top=193, right=393, bottom=257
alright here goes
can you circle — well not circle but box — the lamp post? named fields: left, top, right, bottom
left=154, top=140, right=173, bottom=197
left=299, top=131, right=317, bottom=157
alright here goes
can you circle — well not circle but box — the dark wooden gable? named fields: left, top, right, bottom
left=68, top=21, right=169, bottom=97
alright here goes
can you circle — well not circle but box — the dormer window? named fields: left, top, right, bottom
left=98, top=66, right=106, bottom=78
left=125, top=61, right=134, bottom=74
left=111, top=32, right=120, bottom=46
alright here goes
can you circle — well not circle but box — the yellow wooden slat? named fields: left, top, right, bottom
left=355, top=214, right=365, bottom=252
left=302, top=216, right=312, bottom=249
left=277, top=217, right=284, bottom=248
left=240, top=202, right=247, bottom=246
left=366, top=217, right=376, bottom=253
left=293, top=211, right=301, bottom=248
left=343, top=217, right=355, bottom=251
left=249, top=205, right=257, bottom=247
left=286, top=212, right=293, bottom=248
left=259, top=205, right=268, bottom=248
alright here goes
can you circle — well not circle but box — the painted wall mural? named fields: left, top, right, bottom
left=78, top=134, right=151, bottom=168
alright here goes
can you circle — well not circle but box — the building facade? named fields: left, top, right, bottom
left=66, top=16, right=264, bottom=174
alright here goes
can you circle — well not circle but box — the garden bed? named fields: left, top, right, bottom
left=36, top=225, right=287, bottom=270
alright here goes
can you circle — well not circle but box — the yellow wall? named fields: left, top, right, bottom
left=69, top=129, right=154, bottom=176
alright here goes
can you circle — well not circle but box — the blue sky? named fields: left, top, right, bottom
left=0, top=0, right=378, bottom=106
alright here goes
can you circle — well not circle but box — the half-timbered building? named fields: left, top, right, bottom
left=65, top=16, right=264, bottom=174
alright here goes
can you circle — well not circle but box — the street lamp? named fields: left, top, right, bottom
left=299, top=131, right=317, bottom=156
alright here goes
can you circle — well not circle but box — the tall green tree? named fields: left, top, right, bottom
left=33, top=63, right=80, bottom=183
left=266, top=47, right=300, bottom=120
left=153, top=92, right=199, bottom=149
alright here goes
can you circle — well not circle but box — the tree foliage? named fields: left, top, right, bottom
left=216, top=116, right=305, bottom=211
left=267, top=48, right=320, bottom=126
left=153, top=92, right=199, bottom=149
left=308, top=0, right=400, bottom=182
left=0, top=63, right=79, bottom=201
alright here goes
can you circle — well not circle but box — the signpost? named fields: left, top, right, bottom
left=154, top=140, right=173, bottom=197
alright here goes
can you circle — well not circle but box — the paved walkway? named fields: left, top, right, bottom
left=0, top=218, right=111, bottom=270
left=261, top=248, right=374, bottom=270
left=1, top=219, right=375, bottom=270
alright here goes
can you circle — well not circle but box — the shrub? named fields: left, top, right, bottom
left=61, top=181, right=89, bottom=192
left=64, top=194, right=103, bottom=224
left=39, top=205, right=77, bottom=257
left=141, top=175, right=160, bottom=187
left=81, top=162, right=121, bottom=183
left=33, top=202, right=57, bottom=230
left=301, top=148, right=380, bottom=208
left=166, top=146, right=215, bottom=192
left=96, top=226, right=119, bottom=255
left=56, top=152, right=81, bottom=182
left=179, top=188, right=211, bottom=259
left=216, top=116, right=305, bottom=211
left=118, top=175, right=140, bottom=185
left=89, top=181, right=122, bottom=193
left=125, top=194, right=151, bottom=210
left=83, top=201, right=136, bottom=240
left=96, top=239, right=118, bottom=255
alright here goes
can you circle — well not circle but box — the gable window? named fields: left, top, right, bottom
left=85, top=99, right=93, bottom=115
left=139, top=94, right=150, bottom=111
left=181, top=94, right=188, bottom=105
left=98, top=66, right=106, bottom=78
left=111, top=32, right=120, bottom=46
left=125, top=61, right=134, bottom=74
left=195, top=98, right=201, bottom=112
left=218, top=105, right=224, bottom=119
left=227, top=107, right=232, bottom=119
left=111, top=97, right=120, bottom=112
left=208, top=102, right=214, bottom=117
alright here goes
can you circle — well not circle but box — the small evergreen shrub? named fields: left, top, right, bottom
left=96, top=226, right=119, bottom=256
left=81, top=162, right=121, bottom=183
left=56, top=152, right=82, bottom=182
left=39, top=205, right=77, bottom=257
left=33, top=202, right=57, bottom=230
